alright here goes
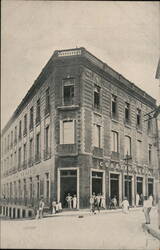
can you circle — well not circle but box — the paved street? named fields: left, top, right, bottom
left=1, top=208, right=159, bottom=249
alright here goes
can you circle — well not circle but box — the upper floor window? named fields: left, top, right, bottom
left=23, top=114, right=27, bottom=135
left=30, top=107, right=34, bottom=130
left=35, top=133, right=41, bottom=163
left=63, top=79, right=74, bottom=106
left=93, top=124, right=101, bottom=148
left=137, top=140, right=142, bottom=163
left=147, top=118, right=152, bottom=133
left=94, top=85, right=100, bottom=110
left=125, top=102, right=130, bottom=123
left=19, top=120, right=22, bottom=139
left=45, top=173, right=50, bottom=200
left=112, top=94, right=118, bottom=119
left=11, top=131, right=13, bottom=148
left=45, top=126, right=50, bottom=151
left=124, top=136, right=131, bottom=157
left=14, top=126, right=17, bottom=144
left=111, top=131, right=118, bottom=152
left=148, top=144, right=152, bottom=164
left=7, top=134, right=10, bottom=151
left=60, top=120, right=75, bottom=144
left=136, top=108, right=142, bottom=128
left=23, top=143, right=27, bottom=163
left=45, top=88, right=50, bottom=115
left=18, top=147, right=21, bottom=168
left=36, top=99, right=41, bottom=123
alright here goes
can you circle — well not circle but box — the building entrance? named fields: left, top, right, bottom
left=92, top=171, right=103, bottom=195
left=137, top=177, right=143, bottom=195
left=148, top=178, right=154, bottom=196
left=124, top=175, right=132, bottom=205
left=110, top=173, right=119, bottom=205
left=60, top=170, right=77, bottom=208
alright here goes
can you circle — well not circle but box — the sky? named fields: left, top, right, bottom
left=1, top=1, right=160, bottom=129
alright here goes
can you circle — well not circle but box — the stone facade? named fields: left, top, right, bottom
left=1, top=47, right=159, bottom=217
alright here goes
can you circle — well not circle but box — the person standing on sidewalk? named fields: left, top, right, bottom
left=121, top=197, right=129, bottom=213
left=143, top=196, right=152, bottom=224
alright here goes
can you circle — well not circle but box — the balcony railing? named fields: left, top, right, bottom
left=36, top=116, right=41, bottom=125
left=57, top=144, right=77, bottom=155
left=28, top=157, right=34, bottom=167
left=22, top=160, right=27, bottom=170
left=44, top=148, right=51, bottom=160
left=35, top=153, right=41, bottom=164
left=45, top=105, right=50, bottom=116
left=23, top=128, right=27, bottom=136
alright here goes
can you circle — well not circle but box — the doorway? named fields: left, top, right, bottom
left=110, top=173, right=119, bottom=206
left=124, top=175, right=132, bottom=205
left=137, top=177, right=143, bottom=195
left=92, top=171, right=103, bottom=195
left=148, top=178, right=154, bottom=196
left=60, top=169, right=77, bottom=208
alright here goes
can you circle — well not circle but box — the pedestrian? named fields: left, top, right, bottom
left=100, top=193, right=105, bottom=209
left=136, top=193, right=140, bottom=207
left=94, top=194, right=100, bottom=213
left=143, top=195, right=153, bottom=224
left=112, top=196, right=117, bottom=209
left=90, top=195, right=95, bottom=214
left=58, top=201, right=62, bottom=212
left=121, top=197, right=129, bottom=213
left=66, top=193, right=72, bottom=209
left=52, top=201, right=56, bottom=214
left=140, top=193, right=144, bottom=206
left=55, top=202, right=59, bottom=213
left=37, top=197, right=45, bottom=219
left=73, top=194, right=77, bottom=209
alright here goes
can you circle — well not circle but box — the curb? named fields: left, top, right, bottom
left=142, top=223, right=160, bottom=241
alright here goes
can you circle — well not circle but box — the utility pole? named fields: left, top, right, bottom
left=123, top=151, right=132, bottom=203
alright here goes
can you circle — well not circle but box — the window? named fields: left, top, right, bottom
left=112, top=95, right=117, bottom=118
left=36, top=99, right=41, bottom=123
left=29, top=177, right=33, bottom=200
left=23, top=143, right=27, bottom=167
left=136, top=108, right=142, bottom=128
left=45, top=173, right=50, bottom=200
left=14, top=151, right=17, bottom=169
left=29, top=138, right=34, bottom=166
left=124, top=136, right=131, bottom=157
left=148, top=144, right=152, bottom=164
left=18, top=147, right=21, bottom=169
left=24, top=114, right=27, bottom=135
left=14, top=126, right=17, bottom=144
left=125, top=102, right=130, bottom=123
left=61, top=120, right=75, bottom=144
left=93, top=124, right=101, bottom=148
left=18, top=180, right=21, bottom=199
left=137, top=140, right=142, bottom=163
left=147, top=118, right=152, bottom=132
left=111, top=131, right=118, bottom=152
left=24, top=179, right=27, bottom=200
left=36, top=175, right=40, bottom=199
left=19, top=121, right=22, bottom=139
left=5, top=138, right=6, bottom=153
left=10, top=154, right=13, bottom=169
left=45, top=126, right=49, bottom=151
left=11, top=131, right=13, bottom=148
left=94, top=85, right=100, bottom=109
left=63, top=79, right=74, bottom=105
left=10, top=182, right=13, bottom=199
left=14, top=181, right=17, bottom=198
left=35, top=133, right=41, bottom=162
left=45, top=88, right=50, bottom=115
left=30, top=107, right=34, bottom=130
left=8, top=134, right=10, bottom=151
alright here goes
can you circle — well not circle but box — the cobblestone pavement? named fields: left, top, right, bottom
left=1, top=208, right=160, bottom=249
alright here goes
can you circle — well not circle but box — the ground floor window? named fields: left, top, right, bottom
left=124, top=175, right=132, bottom=205
left=110, top=173, right=119, bottom=206
left=92, top=171, right=103, bottom=196
left=148, top=178, right=154, bottom=196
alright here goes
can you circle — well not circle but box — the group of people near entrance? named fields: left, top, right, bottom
left=90, top=193, right=105, bottom=214
left=35, top=193, right=154, bottom=225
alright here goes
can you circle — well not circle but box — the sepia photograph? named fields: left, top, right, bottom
left=1, top=1, right=160, bottom=249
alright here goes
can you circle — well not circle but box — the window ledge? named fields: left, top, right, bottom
left=111, top=118, right=119, bottom=123
left=57, top=105, right=79, bottom=111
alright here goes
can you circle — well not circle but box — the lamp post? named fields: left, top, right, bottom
left=123, top=151, right=132, bottom=203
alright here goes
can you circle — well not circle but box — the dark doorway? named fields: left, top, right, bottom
left=148, top=178, right=154, bottom=196
left=60, top=170, right=77, bottom=208
left=124, top=176, right=132, bottom=205
left=9, top=207, right=12, bottom=217
left=6, top=207, right=8, bottom=216
left=137, top=177, right=143, bottom=195
left=92, top=171, right=103, bottom=195
left=13, top=208, right=15, bottom=218
left=110, top=174, right=119, bottom=205
left=22, top=209, right=26, bottom=218
left=17, top=209, right=20, bottom=218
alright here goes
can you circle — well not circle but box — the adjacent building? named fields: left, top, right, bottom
left=1, top=47, right=159, bottom=217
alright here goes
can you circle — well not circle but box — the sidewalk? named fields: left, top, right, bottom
left=142, top=206, right=160, bottom=241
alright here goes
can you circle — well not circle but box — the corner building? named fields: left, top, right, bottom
left=1, top=48, right=159, bottom=216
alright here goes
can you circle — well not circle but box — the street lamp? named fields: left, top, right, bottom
left=123, top=151, right=132, bottom=203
